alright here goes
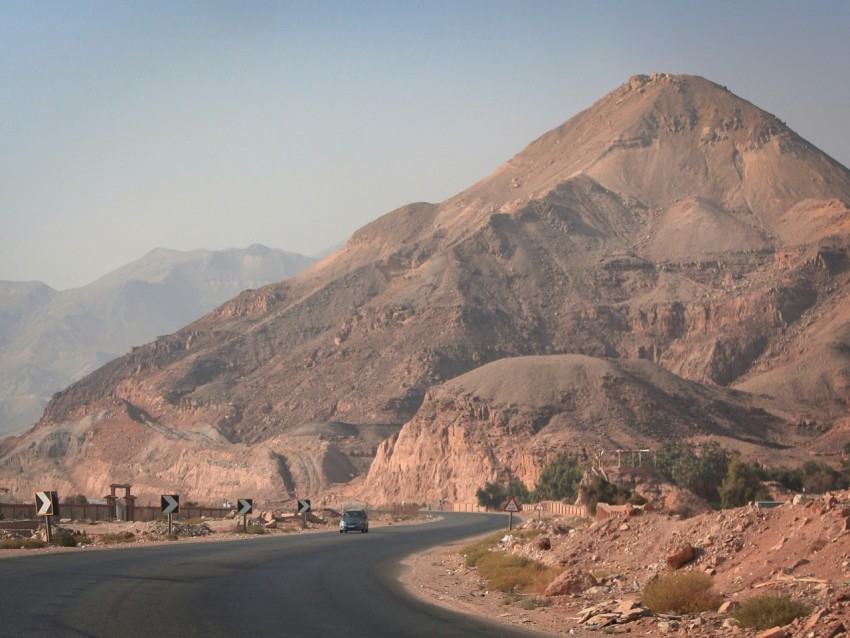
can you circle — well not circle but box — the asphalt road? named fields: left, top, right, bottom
left=0, top=512, right=541, bottom=637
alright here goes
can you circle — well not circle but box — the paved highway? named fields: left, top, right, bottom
left=0, top=512, right=541, bottom=637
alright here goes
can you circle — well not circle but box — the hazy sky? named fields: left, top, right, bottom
left=2, top=1, right=849, bottom=290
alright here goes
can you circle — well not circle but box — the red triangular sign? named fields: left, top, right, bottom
left=504, top=497, right=521, bottom=512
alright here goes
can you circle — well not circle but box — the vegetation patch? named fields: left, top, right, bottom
left=641, top=571, right=722, bottom=614
left=146, top=533, right=180, bottom=542
left=0, top=537, right=45, bottom=550
left=518, top=597, right=552, bottom=610
left=732, top=595, right=811, bottom=630
left=463, top=532, right=560, bottom=594
left=462, top=532, right=505, bottom=567
left=241, top=524, right=268, bottom=535
left=97, top=531, right=136, bottom=544
left=52, top=532, right=80, bottom=547
left=472, top=551, right=561, bottom=594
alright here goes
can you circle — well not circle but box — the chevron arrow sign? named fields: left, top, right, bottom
left=35, top=491, right=56, bottom=516
left=161, top=494, right=180, bottom=514
left=237, top=499, right=253, bottom=516
left=297, top=499, right=311, bottom=514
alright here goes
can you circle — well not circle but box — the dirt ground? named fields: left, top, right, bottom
left=398, top=492, right=850, bottom=637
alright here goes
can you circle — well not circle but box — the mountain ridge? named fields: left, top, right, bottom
left=2, top=73, right=850, bottom=504
left=0, top=245, right=316, bottom=436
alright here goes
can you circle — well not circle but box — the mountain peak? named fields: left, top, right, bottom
left=4, top=75, right=850, bottom=504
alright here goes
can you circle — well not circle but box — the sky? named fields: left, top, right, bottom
left=2, top=1, right=849, bottom=290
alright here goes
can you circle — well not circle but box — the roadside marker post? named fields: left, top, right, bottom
left=237, top=498, right=253, bottom=532
left=503, top=497, right=521, bottom=530
left=298, top=499, right=311, bottom=527
left=34, top=491, right=59, bottom=543
left=161, top=495, right=180, bottom=535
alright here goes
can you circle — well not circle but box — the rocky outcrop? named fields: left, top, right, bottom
left=363, top=355, right=798, bottom=505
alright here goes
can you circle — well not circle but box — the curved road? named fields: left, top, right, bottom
left=0, top=513, right=540, bottom=637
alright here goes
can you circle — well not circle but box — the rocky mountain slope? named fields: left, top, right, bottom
left=0, top=245, right=315, bottom=436
left=2, top=73, right=850, bottom=505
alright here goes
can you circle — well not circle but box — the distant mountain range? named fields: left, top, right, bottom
left=0, top=245, right=316, bottom=436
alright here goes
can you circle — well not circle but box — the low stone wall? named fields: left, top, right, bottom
left=452, top=503, right=488, bottom=513
left=537, top=500, right=588, bottom=518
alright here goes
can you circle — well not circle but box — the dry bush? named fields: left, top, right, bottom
left=0, top=537, right=45, bottom=550
left=242, top=524, right=267, bottom=535
left=642, top=571, right=722, bottom=614
left=98, top=532, right=136, bottom=544
left=52, top=532, right=79, bottom=547
left=732, top=595, right=810, bottom=629
left=462, top=532, right=560, bottom=594
left=473, top=552, right=561, bottom=593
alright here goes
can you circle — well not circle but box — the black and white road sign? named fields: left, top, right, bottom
left=161, top=494, right=180, bottom=514
left=297, top=499, right=311, bottom=514
left=35, top=491, right=58, bottom=516
left=237, top=499, right=253, bottom=516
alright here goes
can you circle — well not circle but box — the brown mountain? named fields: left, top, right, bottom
left=2, top=73, right=850, bottom=505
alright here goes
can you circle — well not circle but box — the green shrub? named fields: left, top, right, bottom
left=642, top=571, right=722, bottom=614
left=476, top=481, right=507, bottom=510
left=532, top=453, right=587, bottom=502
left=243, top=524, right=267, bottom=535
left=475, top=477, right=532, bottom=510
left=52, top=532, right=78, bottom=547
left=719, top=459, right=770, bottom=508
left=800, top=461, right=846, bottom=493
left=732, top=595, right=810, bottom=629
left=657, top=441, right=731, bottom=505
left=579, top=474, right=632, bottom=515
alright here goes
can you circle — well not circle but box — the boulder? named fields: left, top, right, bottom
left=536, top=536, right=552, bottom=550
left=544, top=570, right=598, bottom=597
left=666, top=544, right=695, bottom=569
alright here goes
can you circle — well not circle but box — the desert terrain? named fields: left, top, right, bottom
left=2, top=493, right=848, bottom=636
left=400, top=493, right=850, bottom=637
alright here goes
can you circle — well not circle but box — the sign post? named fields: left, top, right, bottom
left=237, top=498, right=253, bottom=532
left=34, top=491, right=59, bottom=543
left=297, top=499, right=311, bottom=527
left=161, top=495, right=180, bottom=535
left=503, top=497, right=521, bottom=530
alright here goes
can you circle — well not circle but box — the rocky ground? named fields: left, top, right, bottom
left=398, top=492, right=850, bottom=637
